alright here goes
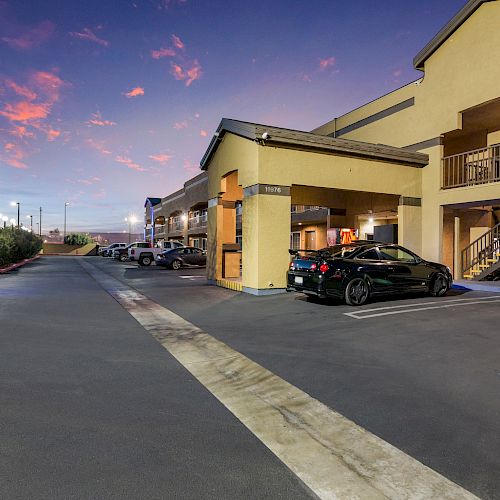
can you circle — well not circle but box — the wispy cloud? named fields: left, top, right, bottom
left=87, top=111, right=116, bottom=127
left=183, top=159, right=199, bottom=174
left=115, top=155, right=145, bottom=172
left=86, top=138, right=112, bottom=156
left=1, top=20, right=55, bottom=50
left=0, top=101, right=50, bottom=122
left=151, top=47, right=176, bottom=59
left=173, top=120, right=188, bottom=130
left=1, top=142, right=28, bottom=169
left=123, top=86, right=144, bottom=98
left=172, top=34, right=184, bottom=50
left=69, top=27, right=109, bottom=47
left=319, top=56, right=336, bottom=71
left=77, top=176, right=101, bottom=185
left=4, top=80, right=38, bottom=100
left=170, top=59, right=202, bottom=86
left=200, top=129, right=208, bottom=137
left=149, top=153, right=172, bottom=164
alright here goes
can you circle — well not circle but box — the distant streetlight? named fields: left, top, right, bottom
left=10, top=201, right=20, bottom=227
left=64, top=202, right=69, bottom=241
left=125, top=215, right=138, bottom=244
left=26, top=215, right=33, bottom=232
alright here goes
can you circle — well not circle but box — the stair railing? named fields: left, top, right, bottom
left=462, top=223, right=500, bottom=278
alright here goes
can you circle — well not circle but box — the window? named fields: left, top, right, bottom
left=356, top=248, right=380, bottom=260
left=191, top=238, right=200, bottom=248
left=183, top=248, right=192, bottom=254
left=379, top=246, right=416, bottom=262
left=201, top=237, right=207, bottom=251
left=201, top=208, right=208, bottom=222
left=290, top=232, right=300, bottom=250
left=236, top=235, right=242, bottom=248
left=193, top=248, right=203, bottom=254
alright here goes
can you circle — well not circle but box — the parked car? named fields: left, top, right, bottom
left=156, top=247, right=206, bottom=270
left=100, top=243, right=127, bottom=257
left=287, top=241, right=452, bottom=306
left=113, top=242, right=150, bottom=262
left=134, top=240, right=184, bottom=266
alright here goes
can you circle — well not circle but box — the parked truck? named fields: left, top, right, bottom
left=131, top=240, right=184, bottom=266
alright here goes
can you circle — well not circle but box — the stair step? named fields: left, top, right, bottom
left=471, top=269, right=482, bottom=274
left=479, top=264, right=489, bottom=268
left=463, top=275, right=474, bottom=279
left=486, top=258, right=498, bottom=263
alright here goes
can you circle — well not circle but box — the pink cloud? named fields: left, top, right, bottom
left=77, top=176, right=101, bottom=185
left=170, top=60, right=202, bottom=86
left=393, top=69, right=403, bottom=78
left=4, top=80, right=38, bottom=100
left=0, top=101, right=50, bottom=122
left=151, top=47, right=176, bottom=59
left=46, top=128, right=61, bottom=141
left=302, top=73, right=312, bottom=83
left=69, top=27, right=109, bottom=47
left=87, top=111, right=116, bottom=127
left=172, top=34, right=184, bottom=50
left=31, top=71, right=65, bottom=103
left=200, top=129, right=207, bottom=137
left=319, top=56, right=336, bottom=71
left=1, top=20, right=55, bottom=50
left=10, top=125, right=34, bottom=138
left=86, top=138, right=112, bottom=155
left=1, top=142, right=28, bottom=169
left=149, top=153, right=172, bottom=164
left=115, top=155, right=145, bottom=172
left=123, top=86, right=145, bottom=98
left=173, top=120, right=188, bottom=130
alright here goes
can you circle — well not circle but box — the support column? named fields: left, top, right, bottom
left=242, top=184, right=291, bottom=295
left=207, top=197, right=222, bottom=282
left=398, top=196, right=422, bottom=255
left=454, top=216, right=461, bottom=280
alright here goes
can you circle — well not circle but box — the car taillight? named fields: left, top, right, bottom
left=289, top=261, right=294, bottom=269
left=311, top=263, right=317, bottom=271
left=319, top=263, right=329, bottom=273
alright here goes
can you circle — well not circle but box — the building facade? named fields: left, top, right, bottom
left=199, top=0, right=500, bottom=294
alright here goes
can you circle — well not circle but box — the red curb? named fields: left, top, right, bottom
left=0, top=255, right=41, bottom=274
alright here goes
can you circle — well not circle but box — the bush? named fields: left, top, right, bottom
left=64, top=233, right=93, bottom=245
left=0, top=228, right=42, bottom=267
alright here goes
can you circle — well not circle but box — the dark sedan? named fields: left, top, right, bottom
left=156, top=246, right=206, bottom=270
left=287, top=241, right=452, bottom=306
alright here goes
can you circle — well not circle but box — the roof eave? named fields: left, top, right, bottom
left=413, top=0, right=492, bottom=70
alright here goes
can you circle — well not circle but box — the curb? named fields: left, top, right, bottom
left=453, top=280, right=500, bottom=293
left=0, top=255, right=41, bottom=274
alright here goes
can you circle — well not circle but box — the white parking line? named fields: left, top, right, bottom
left=345, top=295, right=500, bottom=319
left=80, top=259, right=478, bottom=500
left=178, top=275, right=205, bottom=280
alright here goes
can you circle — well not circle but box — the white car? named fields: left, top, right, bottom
left=133, top=240, right=184, bottom=266
left=100, top=243, right=127, bottom=257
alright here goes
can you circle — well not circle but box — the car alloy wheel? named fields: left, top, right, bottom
left=172, top=259, right=181, bottom=270
left=345, top=278, right=369, bottom=306
left=141, top=256, right=152, bottom=266
left=430, top=273, right=448, bottom=297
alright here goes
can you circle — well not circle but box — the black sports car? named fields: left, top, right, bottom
left=287, top=241, right=452, bottom=306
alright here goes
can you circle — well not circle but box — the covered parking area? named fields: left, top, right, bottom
left=201, top=119, right=428, bottom=294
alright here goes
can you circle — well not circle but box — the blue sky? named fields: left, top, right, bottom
left=0, top=0, right=466, bottom=233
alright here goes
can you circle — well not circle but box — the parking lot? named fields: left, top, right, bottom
left=91, top=256, right=500, bottom=499
left=2, top=256, right=500, bottom=499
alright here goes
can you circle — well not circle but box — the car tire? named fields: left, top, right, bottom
left=171, top=259, right=182, bottom=270
left=139, top=255, right=152, bottom=266
left=429, top=273, right=449, bottom=297
left=119, top=254, right=127, bottom=262
left=345, top=277, right=370, bottom=306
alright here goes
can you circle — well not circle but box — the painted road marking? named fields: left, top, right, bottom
left=80, top=259, right=478, bottom=500
left=345, top=295, right=500, bottom=320
left=178, top=275, right=205, bottom=280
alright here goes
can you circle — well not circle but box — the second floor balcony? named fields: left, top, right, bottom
left=188, top=214, right=207, bottom=229
left=442, top=144, right=500, bottom=189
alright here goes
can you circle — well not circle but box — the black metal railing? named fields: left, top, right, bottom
left=462, top=223, right=500, bottom=278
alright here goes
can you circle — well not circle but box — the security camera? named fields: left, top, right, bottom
left=261, top=132, right=270, bottom=140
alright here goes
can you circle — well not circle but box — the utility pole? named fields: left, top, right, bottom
left=39, top=207, right=42, bottom=237
left=63, top=202, right=69, bottom=242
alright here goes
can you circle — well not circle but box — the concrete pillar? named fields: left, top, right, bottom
left=242, top=184, right=291, bottom=295
left=398, top=197, right=422, bottom=255
left=454, top=216, right=461, bottom=280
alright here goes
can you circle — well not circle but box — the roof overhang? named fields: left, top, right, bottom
left=200, top=119, right=428, bottom=169
left=413, top=0, right=494, bottom=70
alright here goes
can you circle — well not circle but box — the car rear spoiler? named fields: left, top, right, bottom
left=288, top=249, right=331, bottom=258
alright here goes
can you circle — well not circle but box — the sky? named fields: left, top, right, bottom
left=0, top=0, right=466, bottom=233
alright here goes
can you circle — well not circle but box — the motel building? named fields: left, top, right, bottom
left=147, top=0, right=500, bottom=295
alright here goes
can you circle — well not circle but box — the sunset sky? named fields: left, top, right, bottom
left=0, top=0, right=466, bottom=233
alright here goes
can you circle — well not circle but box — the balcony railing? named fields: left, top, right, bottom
left=442, top=145, right=500, bottom=189
left=291, top=205, right=324, bottom=213
left=188, top=215, right=207, bottom=229
left=168, top=221, right=183, bottom=232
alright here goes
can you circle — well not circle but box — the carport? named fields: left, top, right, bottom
left=201, top=119, right=428, bottom=294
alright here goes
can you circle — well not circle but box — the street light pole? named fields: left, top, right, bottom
left=10, top=201, right=20, bottom=227
left=39, top=207, right=42, bottom=237
left=64, top=202, right=69, bottom=241
left=27, top=215, right=33, bottom=232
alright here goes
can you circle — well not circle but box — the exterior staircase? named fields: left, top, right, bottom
left=462, top=223, right=500, bottom=280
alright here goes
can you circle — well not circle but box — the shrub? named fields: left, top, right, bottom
left=0, top=228, right=42, bottom=267
left=64, top=233, right=93, bottom=245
